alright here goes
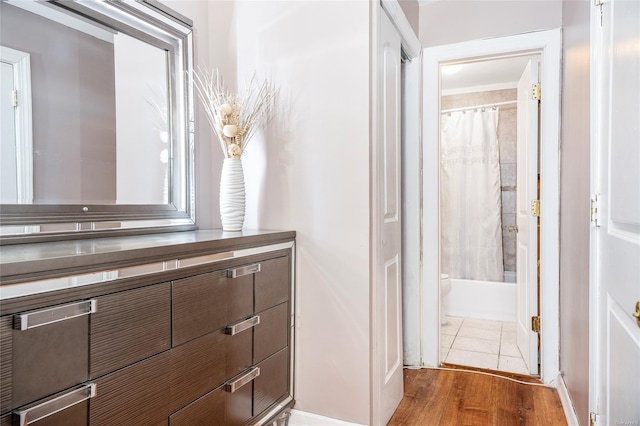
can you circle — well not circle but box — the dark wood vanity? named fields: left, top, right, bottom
left=0, top=230, right=295, bottom=426
left=0, top=1, right=294, bottom=423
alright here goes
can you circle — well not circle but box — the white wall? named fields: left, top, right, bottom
left=160, top=3, right=374, bottom=423
left=159, top=3, right=571, bottom=425
left=419, top=1, right=562, bottom=47
left=235, top=2, right=372, bottom=424
left=165, top=2, right=593, bottom=424
left=160, top=0, right=238, bottom=229
left=398, top=0, right=420, bottom=38
left=560, top=0, right=591, bottom=423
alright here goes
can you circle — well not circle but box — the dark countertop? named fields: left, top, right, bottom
left=0, top=229, right=296, bottom=285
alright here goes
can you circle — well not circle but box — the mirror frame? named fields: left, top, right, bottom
left=0, top=0, right=196, bottom=244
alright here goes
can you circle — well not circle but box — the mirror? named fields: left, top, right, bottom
left=0, top=0, right=195, bottom=242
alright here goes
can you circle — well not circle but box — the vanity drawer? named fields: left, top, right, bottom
left=255, top=256, right=289, bottom=313
left=90, top=351, right=171, bottom=426
left=172, top=270, right=253, bottom=347
left=170, top=327, right=252, bottom=412
left=10, top=301, right=93, bottom=409
left=254, top=302, right=289, bottom=364
left=91, top=283, right=171, bottom=378
left=253, top=348, right=289, bottom=417
left=169, top=368, right=255, bottom=426
left=11, top=383, right=94, bottom=426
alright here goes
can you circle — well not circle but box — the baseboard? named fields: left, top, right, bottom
left=288, top=409, right=366, bottom=426
left=554, top=374, right=580, bottom=426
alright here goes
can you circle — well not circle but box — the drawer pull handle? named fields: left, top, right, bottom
left=13, top=383, right=96, bottom=426
left=227, top=263, right=261, bottom=278
left=224, top=367, right=260, bottom=393
left=13, top=299, right=97, bottom=331
left=225, top=315, right=260, bottom=335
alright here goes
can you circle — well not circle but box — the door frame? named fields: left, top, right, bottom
left=421, top=29, right=561, bottom=384
left=589, top=0, right=599, bottom=414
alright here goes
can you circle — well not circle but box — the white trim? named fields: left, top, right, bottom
left=441, top=81, right=518, bottom=97
left=588, top=0, right=602, bottom=419
left=370, top=3, right=381, bottom=420
left=555, top=374, right=581, bottom=426
left=370, top=5, right=383, bottom=425
left=288, top=409, right=366, bottom=426
left=380, top=0, right=421, bottom=60
left=421, top=29, right=562, bottom=384
left=0, top=46, right=33, bottom=204
left=401, top=52, right=423, bottom=367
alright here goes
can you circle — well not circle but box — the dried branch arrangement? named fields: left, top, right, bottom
left=190, top=68, right=276, bottom=158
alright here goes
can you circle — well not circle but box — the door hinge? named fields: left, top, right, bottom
left=532, top=83, right=541, bottom=101
left=591, top=194, right=600, bottom=227
left=595, top=0, right=604, bottom=26
left=589, top=412, right=597, bottom=426
left=531, top=199, right=540, bottom=217
left=531, top=316, right=541, bottom=333
left=12, top=89, right=18, bottom=107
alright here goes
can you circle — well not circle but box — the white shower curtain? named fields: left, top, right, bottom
left=440, top=108, right=504, bottom=282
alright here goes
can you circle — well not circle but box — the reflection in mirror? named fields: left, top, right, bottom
left=0, top=45, right=32, bottom=205
left=0, top=0, right=194, bottom=242
left=0, top=1, right=170, bottom=205
left=114, top=33, right=169, bottom=205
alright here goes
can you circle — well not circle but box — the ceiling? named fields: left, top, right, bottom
left=441, top=55, right=537, bottom=94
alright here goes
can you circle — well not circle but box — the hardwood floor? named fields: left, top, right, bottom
left=388, top=367, right=568, bottom=426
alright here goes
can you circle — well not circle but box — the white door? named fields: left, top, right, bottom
left=373, top=9, right=404, bottom=425
left=515, top=58, right=540, bottom=375
left=592, top=0, right=640, bottom=424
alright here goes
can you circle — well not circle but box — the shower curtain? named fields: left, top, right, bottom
left=440, top=108, right=504, bottom=282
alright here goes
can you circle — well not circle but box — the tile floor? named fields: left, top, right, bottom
left=440, top=315, right=530, bottom=375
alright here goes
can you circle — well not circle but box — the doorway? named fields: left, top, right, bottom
left=418, top=29, right=561, bottom=384
left=0, top=45, right=32, bottom=205
left=438, top=55, right=540, bottom=375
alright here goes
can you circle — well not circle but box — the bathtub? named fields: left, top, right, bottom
left=442, top=275, right=517, bottom=322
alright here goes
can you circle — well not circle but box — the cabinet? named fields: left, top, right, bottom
left=0, top=231, right=295, bottom=426
left=170, top=257, right=291, bottom=424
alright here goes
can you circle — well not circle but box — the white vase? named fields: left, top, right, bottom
left=219, top=158, right=246, bottom=231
